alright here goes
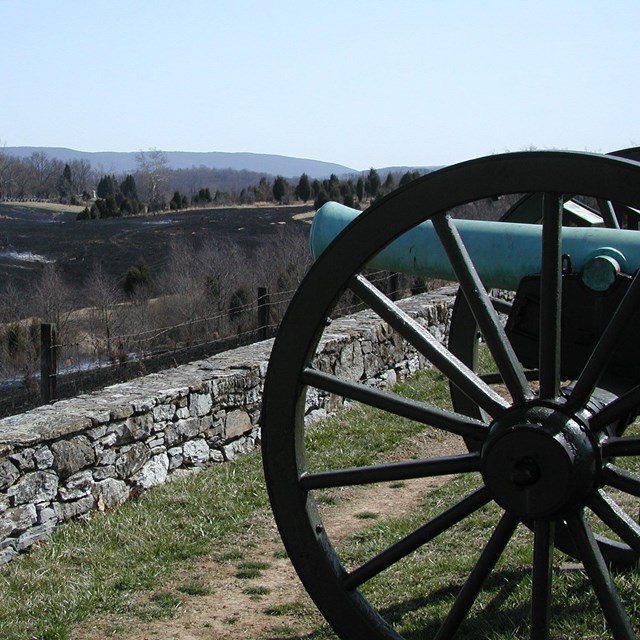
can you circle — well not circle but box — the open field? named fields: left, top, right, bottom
left=2, top=201, right=87, bottom=215
left=0, top=203, right=315, bottom=290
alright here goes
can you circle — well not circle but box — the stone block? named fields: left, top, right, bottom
left=0, top=544, right=17, bottom=566
left=175, top=406, right=190, bottom=420
left=153, top=403, right=175, bottom=422
left=37, top=506, right=58, bottom=527
left=0, top=459, right=20, bottom=491
left=167, top=447, right=183, bottom=470
left=7, top=471, right=58, bottom=505
left=225, top=409, right=251, bottom=440
left=115, top=442, right=151, bottom=479
left=92, top=465, right=115, bottom=481
left=0, top=504, right=37, bottom=537
left=182, top=439, right=210, bottom=466
left=16, top=522, right=55, bottom=551
left=86, top=425, right=108, bottom=440
left=189, top=392, right=213, bottom=418
left=51, top=436, right=95, bottom=479
left=164, top=417, right=199, bottom=447
left=125, top=413, right=154, bottom=440
left=34, top=446, right=54, bottom=469
left=131, top=454, right=169, bottom=489
left=59, top=470, right=94, bottom=501
left=209, top=449, right=224, bottom=463
left=53, top=495, right=96, bottom=521
left=93, top=478, right=129, bottom=510
left=9, top=448, right=35, bottom=471
left=131, top=397, right=156, bottom=413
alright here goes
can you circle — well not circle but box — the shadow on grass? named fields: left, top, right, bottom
left=263, top=565, right=620, bottom=639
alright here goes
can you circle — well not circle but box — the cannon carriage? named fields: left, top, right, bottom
left=260, top=150, right=640, bottom=639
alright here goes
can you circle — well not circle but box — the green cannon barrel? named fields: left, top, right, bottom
left=309, top=201, right=640, bottom=291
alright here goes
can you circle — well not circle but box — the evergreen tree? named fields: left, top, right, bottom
left=365, top=168, right=381, bottom=199
left=123, top=260, right=153, bottom=297
left=272, top=176, right=288, bottom=203
left=356, top=177, right=365, bottom=202
left=120, top=174, right=138, bottom=200
left=314, top=188, right=329, bottom=210
left=57, top=163, right=73, bottom=200
left=399, top=170, right=421, bottom=188
left=170, top=191, right=183, bottom=210
left=97, top=175, right=118, bottom=199
left=294, top=173, right=311, bottom=202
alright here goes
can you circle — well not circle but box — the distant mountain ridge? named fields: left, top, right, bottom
left=4, top=147, right=359, bottom=179
left=4, top=147, right=440, bottom=179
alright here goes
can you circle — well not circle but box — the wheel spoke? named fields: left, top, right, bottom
left=565, top=511, right=635, bottom=639
left=567, top=269, right=640, bottom=413
left=343, top=486, right=491, bottom=590
left=589, top=383, right=640, bottom=432
left=531, top=519, right=555, bottom=640
left=349, top=274, right=509, bottom=418
left=588, top=490, right=640, bottom=554
left=300, top=452, right=480, bottom=490
left=602, top=435, right=640, bottom=457
left=301, top=367, right=487, bottom=441
left=597, top=198, right=621, bottom=229
left=538, top=192, right=563, bottom=400
left=434, top=510, right=520, bottom=640
left=602, top=464, right=640, bottom=498
left=490, top=295, right=513, bottom=315
left=431, top=212, right=533, bottom=404
left=301, top=368, right=487, bottom=440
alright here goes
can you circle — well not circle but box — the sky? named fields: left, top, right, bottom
left=2, top=0, right=639, bottom=171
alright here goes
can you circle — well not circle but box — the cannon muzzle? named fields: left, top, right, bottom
left=310, top=201, right=640, bottom=291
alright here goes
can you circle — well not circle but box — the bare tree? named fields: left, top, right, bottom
left=0, top=282, right=40, bottom=380
left=26, top=152, right=60, bottom=198
left=69, top=159, right=94, bottom=197
left=84, top=263, right=123, bottom=360
left=135, top=148, right=169, bottom=210
left=31, top=264, right=76, bottom=366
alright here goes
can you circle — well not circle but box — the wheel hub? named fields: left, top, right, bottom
left=481, top=404, right=598, bottom=518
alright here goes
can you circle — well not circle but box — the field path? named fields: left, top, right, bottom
left=70, top=431, right=464, bottom=640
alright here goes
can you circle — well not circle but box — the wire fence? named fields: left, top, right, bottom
left=0, top=269, right=442, bottom=418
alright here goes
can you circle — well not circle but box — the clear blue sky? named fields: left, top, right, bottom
left=3, top=0, right=639, bottom=170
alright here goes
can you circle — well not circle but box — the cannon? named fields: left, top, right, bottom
left=261, top=151, right=640, bottom=639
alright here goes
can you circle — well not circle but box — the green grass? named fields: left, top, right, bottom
left=242, top=585, right=271, bottom=597
left=263, top=600, right=310, bottom=617
left=177, top=580, right=211, bottom=596
left=0, top=449, right=268, bottom=640
left=355, top=511, right=379, bottom=520
left=236, top=561, right=270, bottom=579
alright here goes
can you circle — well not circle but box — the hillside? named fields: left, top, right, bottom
left=4, top=147, right=442, bottom=179
left=4, top=147, right=358, bottom=180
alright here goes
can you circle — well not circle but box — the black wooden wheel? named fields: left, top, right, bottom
left=261, top=151, right=640, bottom=639
left=447, top=147, right=640, bottom=569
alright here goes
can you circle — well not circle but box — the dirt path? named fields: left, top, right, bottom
left=71, top=431, right=465, bottom=640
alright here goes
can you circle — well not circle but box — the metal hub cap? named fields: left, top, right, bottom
left=482, top=404, right=598, bottom=518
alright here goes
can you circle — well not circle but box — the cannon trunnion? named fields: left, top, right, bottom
left=261, top=151, right=640, bottom=639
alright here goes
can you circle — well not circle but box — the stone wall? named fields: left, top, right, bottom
left=0, top=287, right=456, bottom=565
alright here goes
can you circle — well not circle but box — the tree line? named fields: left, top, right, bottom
left=0, top=146, right=427, bottom=216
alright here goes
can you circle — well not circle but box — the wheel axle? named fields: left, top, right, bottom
left=482, top=404, right=598, bottom=518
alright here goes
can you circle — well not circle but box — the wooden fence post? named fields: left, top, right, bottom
left=257, top=287, right=270, bottom=341
left=389, top=272, right=399, bottom=301
left=40, top=323, right=57, bottom=404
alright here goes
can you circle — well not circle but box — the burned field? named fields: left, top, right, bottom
left=0, top=203, right=315, bottom=291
